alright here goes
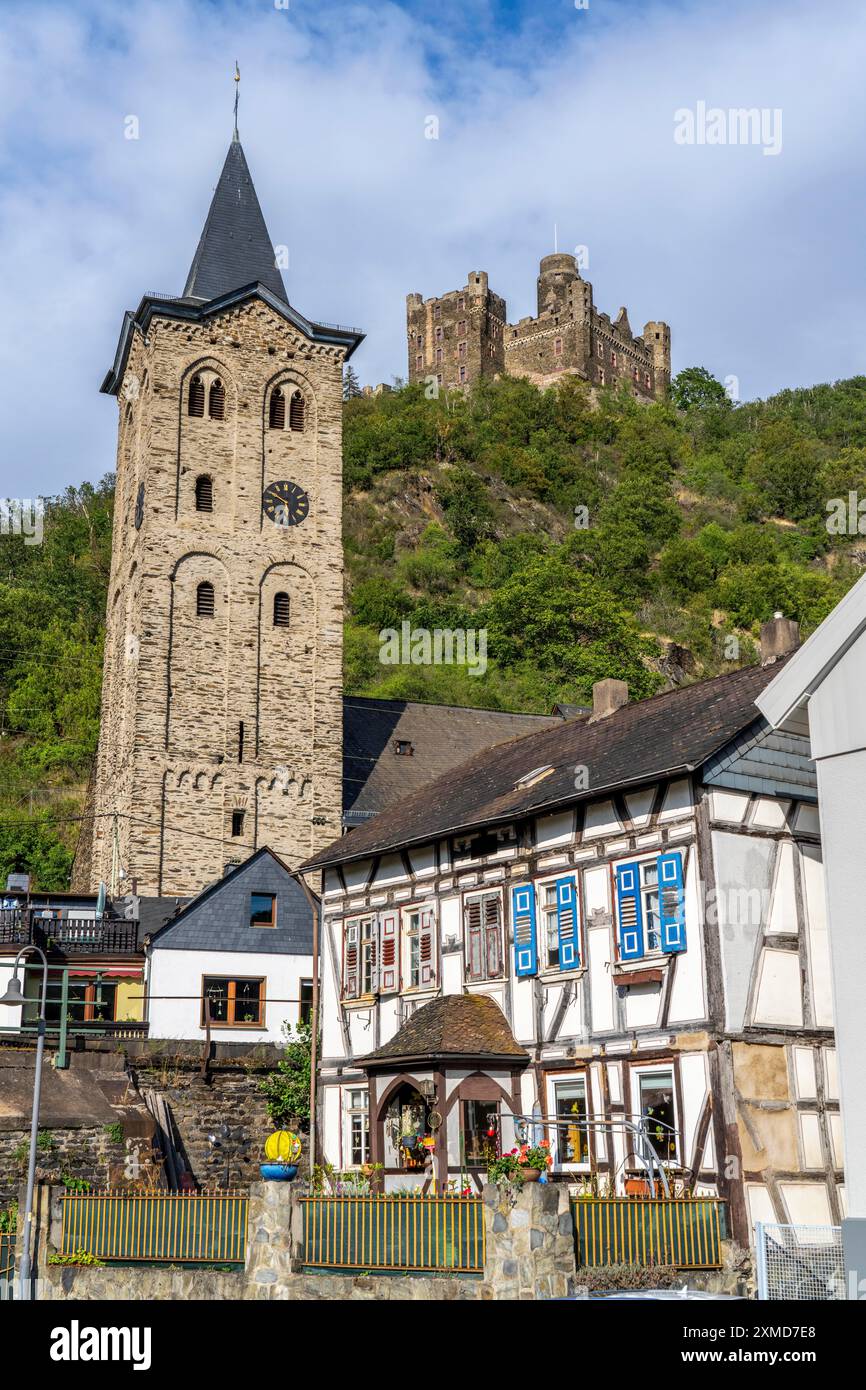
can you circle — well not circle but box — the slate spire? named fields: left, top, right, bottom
left=182, top=139, right=288, bottom=304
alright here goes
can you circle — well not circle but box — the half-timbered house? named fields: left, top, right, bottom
left=303, top=618, right=841, bottom=1249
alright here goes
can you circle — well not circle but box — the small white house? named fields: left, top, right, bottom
left=146, top=848, right=315, bottom=1045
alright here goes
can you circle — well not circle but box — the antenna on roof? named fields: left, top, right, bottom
left=233, top=61, right=240, bottom=140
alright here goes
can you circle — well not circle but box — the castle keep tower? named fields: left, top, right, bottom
left=84, top=134, right=363, bottom=896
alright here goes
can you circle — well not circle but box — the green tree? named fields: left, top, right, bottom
left=258, top=1022, right=313, bottom=1129
left=671, top=367, right=731, bottom=412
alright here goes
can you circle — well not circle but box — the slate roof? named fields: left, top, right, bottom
left=342, top=695, right=559, bottom=823
left=359, top=993, right=529, bottom=1068
left=149, top=847, right=315, bottom=956
left=183, top=138, right=289, bottom=304
left=309, top=660, right=790, bottom=870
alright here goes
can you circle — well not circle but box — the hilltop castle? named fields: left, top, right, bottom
left=407, top=253, right=671, bottom=400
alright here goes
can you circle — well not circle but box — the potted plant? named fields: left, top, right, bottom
left=517, top=1140, right=553, bottom=1181
left=260, top=1129, right=302, bottom=1181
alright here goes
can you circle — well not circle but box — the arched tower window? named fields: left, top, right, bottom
left=209, top=378, right=226, bottom=420
left=289, top=390, right=305, bottom=432
left=273, top=592, right=290, bottom=627
left=196, top=581, right=215, bottom=618
left=188, top=375, right=205, bottom=417
left=195, top=476, right=213, bottom=512
left=269, top=388, right=285, bottom=430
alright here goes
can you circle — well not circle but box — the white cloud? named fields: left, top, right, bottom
left=1, top=0, right=865, bottom=493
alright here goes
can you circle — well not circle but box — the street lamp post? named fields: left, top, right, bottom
left=0, top=945, right=49, bottom=1301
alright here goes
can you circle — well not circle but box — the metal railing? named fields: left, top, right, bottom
left=302, top=1195, right=485, bottom=1273
left=0, top=910, right=138, bottom=956
left=59, top=1192, right=248, bottom=1265
left=0, top=1218, right=16, bottom=1298
left=573, top=1197, right=724, bottom=1270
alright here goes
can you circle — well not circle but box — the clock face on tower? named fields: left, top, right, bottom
left=262, top=480, right=309, bottom=528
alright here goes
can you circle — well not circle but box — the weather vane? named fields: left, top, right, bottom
left=233, top=61, right=240, bottom=139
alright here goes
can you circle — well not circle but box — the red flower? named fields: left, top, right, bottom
left=539, top=1139, right=550, bottom=1148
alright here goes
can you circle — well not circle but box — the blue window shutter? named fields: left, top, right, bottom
left=555, top=876, right=580, bottom=969
left=616, top=862, right=644, bottom=960
left=511, top=884, right=538, bottom=977
left=658, top=851, right=686, bottom=953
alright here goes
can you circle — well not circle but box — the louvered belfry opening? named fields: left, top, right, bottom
left=195, top=475, right=214, bottom=512
left=188, top=375, right=205, bottom=417
left=273, top=591, right=290, bottom=627
left=209, top=378, right=226, bottom=420
left=289, top=390, right=305, bottom=432
left=196, top=581, right=215, bottom=618
left=269, top=388, right=285, bottom=430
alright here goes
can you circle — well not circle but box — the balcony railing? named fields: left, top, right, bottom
left=0, top=910, right=139, bottom=956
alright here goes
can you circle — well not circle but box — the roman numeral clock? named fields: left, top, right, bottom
left=262, top=480, right=310, bottom=528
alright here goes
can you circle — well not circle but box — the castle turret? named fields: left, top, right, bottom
left=643, top=320, right=672, bottom=394
left=536, top=252, right=581, bottom=317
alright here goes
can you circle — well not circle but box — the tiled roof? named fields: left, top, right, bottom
left=183, top=139, right=288, bottom=304
left=359, top=993, right=529, bottom=1067
left=341, top=695, right=559, bottom=821
left=309, top=660, right=790, bottom=869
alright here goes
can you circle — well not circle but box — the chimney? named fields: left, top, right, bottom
left=760, top=611, right=800, bottom=666
left=590, top=678, right=629, bottom=722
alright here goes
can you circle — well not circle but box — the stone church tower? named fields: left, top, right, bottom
left=82, top=134, right=363, bottom=896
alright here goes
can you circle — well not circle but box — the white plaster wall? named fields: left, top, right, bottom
left=800, top=844, right=833, bottom=1028
left=535, top=810, right=574, bottom=848
left=659, top=778, right=691, bottom=819
left=752, top=949, right=803, bottom=1027
left=588, top=926, right=615, bottom=1031
left=148, top=948, right=312, bottom=1043
left=667, top=846, right=707, bottom=1024
left=679, top=1052, right=709, bottom=1168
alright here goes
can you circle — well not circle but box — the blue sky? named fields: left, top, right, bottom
left=1, top=0, right=865, bottom=494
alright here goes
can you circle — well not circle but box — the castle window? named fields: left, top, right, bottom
left=231, top=810, right=245, bottom=838
left=435, top=348, right=443, bottom=365
left=416, top=354, right=423, bottom=370
left=269, top=388, right=286, bottom=430
left=634, top=367, right=640, bottom=382
left=434, top=304, right=441, bottom=319
left=610, top=351, right=617, bottom=369
left=195, top=475, right=214, bottom=512
left=209, top=378, right=226, bottom=420
left=458, top=341, right=466, bottom=359
left=459, top=366, right=467, bottom=383
left=457, top=297, right=465, bottom=310
left=645, top=373, right=651, bottom=389
left=554, top=337, right=563, bottom=357
left=435, top=326, right=443, bottom=341
left=289, top=390, right=305, bottom=432
left=273, top=591, right=290, bottom=627
left=196, top=581, right=215, bottom=618
left=458, top=321, right=466, bottom=337
left=599, top=368, right=606, bottom=386
left=188, top=375, right=205, bottom=417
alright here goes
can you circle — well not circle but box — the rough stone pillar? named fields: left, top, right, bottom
left=482, top=1180, right=577, bottom=1300
left=244, top=1181, right=302, bottom=1298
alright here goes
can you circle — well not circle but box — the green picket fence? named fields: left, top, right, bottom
left=302, top=1195, right=485, bottom=1273
left=573, top=1197, right=725, bottom=1269
left=60, top=1192, right=248, bottom=1264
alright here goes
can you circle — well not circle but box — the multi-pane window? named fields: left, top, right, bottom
left=346, top=1089, right=370, bottom=1166
left=250, top=893, right=276, bottom=928
left=639, top=861, right=661, bottom=953
left=459, top=366, right=467, bottom=383
left=435, top=326, right=443, bottom=341
left=404, top=909, right=422, bottom=989
left=637, top=1069, right=677, bottom=1162
left=458, top=320, right=466, bottom=336
left=554, top=1078, right=589, bottom=1165
left=458, top=340, right=467, bottom=358
left=540, top=882, right=560, bottom=970
left=435, top=348, right=443, bottom=365
left=464, top=892, right=503, bottom=982
left=202, top=977, right=263, bottom=1027
left=343, top=915, right=378, bottom=998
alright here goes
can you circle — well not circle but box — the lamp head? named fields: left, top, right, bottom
left=0, top=974, right=25, bottom=1006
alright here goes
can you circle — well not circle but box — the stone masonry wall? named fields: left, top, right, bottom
left=84, top=292, right=347, bottom=897
left=0, top=1126, right=120, bottom=1208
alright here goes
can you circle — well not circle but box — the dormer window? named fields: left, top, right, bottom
left=273, top=591, right=290, bottom=627
left=196, top=581, right=215, bottom=618
left=195, top=476, right=213, bottom=512
left=209, top=378, right=226, bottom=420
left=289, top=390, right=305, bottom=432
left=188, top=375, right=205, bottom=417
left=269, top=388, right=285, bottom=430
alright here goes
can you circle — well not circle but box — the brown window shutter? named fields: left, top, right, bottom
left=209, top=378, right=226, bottom=420
left=188, top=375, right=205, bottom=417
left=273, top=591, right=290, bottom=627
left=484, top=894, right=503, bottom=978
left=195, top=475, right=213, bottom=512
left=269, top=388, right=285, bottom=430
left=289, top=390, right=305, bottom=432
left=196, top=581, right=215, bottom=618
